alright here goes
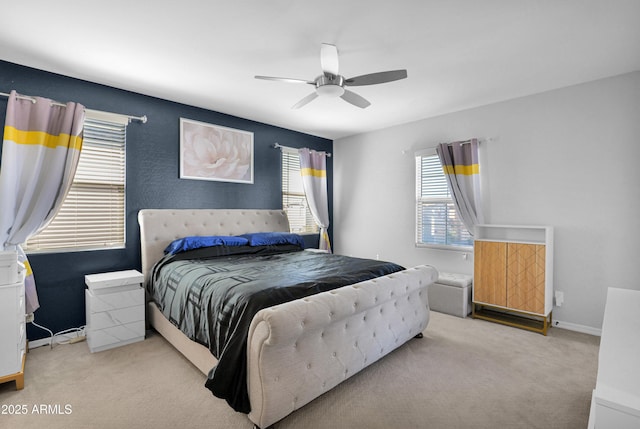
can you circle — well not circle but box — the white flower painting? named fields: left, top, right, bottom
left=180, top=118, right=254, bottom=183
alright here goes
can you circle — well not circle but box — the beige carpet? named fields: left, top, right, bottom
left=0, top=311, right=599, bottom=429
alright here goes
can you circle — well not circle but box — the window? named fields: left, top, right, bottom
left=416, top=152, right=472, bottom=248
left=24, top=113, right=127, bottom=252
left=281, top=149, right=318, bottom=234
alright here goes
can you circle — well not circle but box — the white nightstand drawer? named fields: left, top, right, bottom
left=87, top=288, right=144, bottom=313
left=87, top=302, right=144, bottom=330
left=87, top=321, right=145, bottom=353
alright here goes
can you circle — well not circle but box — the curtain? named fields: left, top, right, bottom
left=436, top=139, right=484, bottom=236
left=298, top=148, right=331, bottom=252
left=0, top=90, right=85, bottom=314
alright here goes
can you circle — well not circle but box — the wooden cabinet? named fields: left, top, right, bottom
left=473, top=225, right=553, bottom=335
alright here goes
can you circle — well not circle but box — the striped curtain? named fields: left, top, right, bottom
left=436, top=139, right=484, bottom=235
left=0, top=90, right=85, bottom=314
left=298, top=148, right=331, bottom=252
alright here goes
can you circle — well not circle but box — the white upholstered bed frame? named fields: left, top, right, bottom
left=138, top=209, right=437, bottom=428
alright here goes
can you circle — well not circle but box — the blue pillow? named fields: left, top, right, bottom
left=164, top=235, right=249, bottom=255
left=239, top=232, right=305, bottom=248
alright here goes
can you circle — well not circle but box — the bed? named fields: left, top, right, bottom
left=138, top=209, right=438, bottom=428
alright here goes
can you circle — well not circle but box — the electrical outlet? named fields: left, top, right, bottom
left=555, top=291, right=564, bottom=307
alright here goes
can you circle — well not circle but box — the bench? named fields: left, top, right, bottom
left=428, top=272, right=473, bottom=318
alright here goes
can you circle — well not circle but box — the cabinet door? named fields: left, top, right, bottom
left=506, top=243, right=545, bottom=314
left=474, top=241, right=507, bottom=307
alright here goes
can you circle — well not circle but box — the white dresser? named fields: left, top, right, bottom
left=85, top=269, right=145, bottom=353
left=588, top=287, right=640, bottom=428
left=0, top=250, right=26, bottom=390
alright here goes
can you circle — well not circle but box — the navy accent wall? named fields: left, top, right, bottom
left=0, top=60, right=332, bottom=341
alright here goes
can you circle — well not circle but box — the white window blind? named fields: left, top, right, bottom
left=416, top=153, right=472, bottom=248
left=281, top=150, right=318, bottom=234
left=24, top=116, right=127, bottom=252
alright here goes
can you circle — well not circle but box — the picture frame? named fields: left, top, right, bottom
left=179, top=118, right=254, bottom=184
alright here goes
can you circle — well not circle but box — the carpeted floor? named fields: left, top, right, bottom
left=0, top=311, right=599, bottom=429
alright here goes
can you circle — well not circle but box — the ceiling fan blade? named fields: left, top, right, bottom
left=320, top=43, right=339, bottom=76
left=340, top=89, right=371, bottom=109
left=345, top=70, right=408, bottom=86
left=255, top=75, right=314, bottom=84
left=292, top=92, right=319, bottom=109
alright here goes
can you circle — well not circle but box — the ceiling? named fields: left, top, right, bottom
left=1, top=1, right=639, bottom=140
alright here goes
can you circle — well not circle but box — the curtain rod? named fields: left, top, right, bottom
left=0, top=91, right=147, bottom=124
left=441, top=138, right=485, bottom=145
left=274, top=142, right=332, bottom=157
left=411, top=137, right=494, bottom=157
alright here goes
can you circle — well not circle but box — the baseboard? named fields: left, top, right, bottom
left=29, top=337, right=52, bottom=349
left=552, top=319, right=602, bottom=336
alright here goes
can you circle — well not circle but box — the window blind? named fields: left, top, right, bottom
left=24, top=117, right=126, bottom=252
left=281, top=150, right=318, bottom=234
left=416, top=153, right=472, bottom=247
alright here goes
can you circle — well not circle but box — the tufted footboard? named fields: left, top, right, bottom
left=246, top=264, right=438, bottom=429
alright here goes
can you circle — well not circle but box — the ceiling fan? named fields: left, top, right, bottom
left=255, top=43, right=407, bottom=109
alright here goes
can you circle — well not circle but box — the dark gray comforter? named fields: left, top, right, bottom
left=148, top=245, right=404, bottom=413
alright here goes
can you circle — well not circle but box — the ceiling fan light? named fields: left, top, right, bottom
left=316, top=84, right=345, bottom=97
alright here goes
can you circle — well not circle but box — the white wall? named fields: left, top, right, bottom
left=333, top=71, right=640, bottom=331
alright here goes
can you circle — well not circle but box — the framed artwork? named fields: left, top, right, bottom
left=179, top=118, right=254, bottom=183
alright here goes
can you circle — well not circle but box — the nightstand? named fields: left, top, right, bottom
left=85, top=269, right=145, bottom=353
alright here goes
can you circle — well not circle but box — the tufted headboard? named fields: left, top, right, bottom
left=137, top=209, right=290, bottom=284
